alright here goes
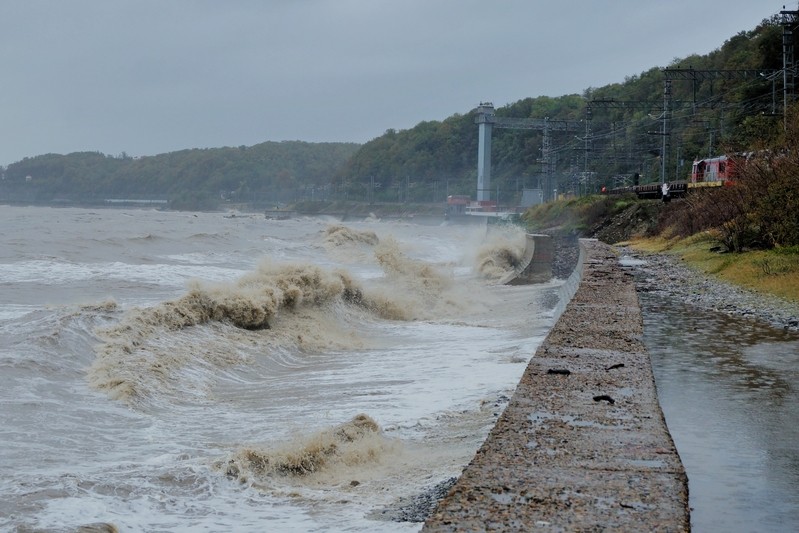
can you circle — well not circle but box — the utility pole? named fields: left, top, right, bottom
left=782, top=8, right=799, bottom=130
left=661, top=80, right=671, bottom=185
left=369, top=176, right=375, bottom=205
left=584, top=109, right=591, bottom=175
left=541, top=118, right=553, bottom=200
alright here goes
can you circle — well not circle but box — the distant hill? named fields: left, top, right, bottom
left=0, top=141, right=359, bottom=210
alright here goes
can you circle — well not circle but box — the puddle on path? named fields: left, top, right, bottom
left=640, top=292, right=799, bottom=533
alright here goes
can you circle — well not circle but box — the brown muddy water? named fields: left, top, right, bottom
left=639, top=292, right=799, bottom=532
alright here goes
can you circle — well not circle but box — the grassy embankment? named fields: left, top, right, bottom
left=628, top=233, right=799, bottom=303
left=522, top=195, right=799, bottom=304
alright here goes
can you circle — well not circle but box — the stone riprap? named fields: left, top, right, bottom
left=423, top=239, right=689, bottom=532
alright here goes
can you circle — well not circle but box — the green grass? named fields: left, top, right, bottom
left=522, top=195, right=799, bottom=304
left=628, top=233, right=799, bottom=304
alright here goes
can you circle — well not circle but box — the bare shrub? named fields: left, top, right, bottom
left=744, top=151, right=799, bottom=248
left=661, top=185, right=753, bottom=251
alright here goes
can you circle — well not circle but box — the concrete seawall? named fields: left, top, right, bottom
left=500, top=234, right=555, bottom=286
left=423, top=239, right=690, bottom=532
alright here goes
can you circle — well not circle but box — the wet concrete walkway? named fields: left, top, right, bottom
left=423, top=239, right=689, bottom=532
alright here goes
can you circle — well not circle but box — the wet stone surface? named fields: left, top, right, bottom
left=422, top=240, right=690, bottom=532
left=368, top=478, right=459, bottom=523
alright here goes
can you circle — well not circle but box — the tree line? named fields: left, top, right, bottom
left=0, top=142, right=359, bottom=210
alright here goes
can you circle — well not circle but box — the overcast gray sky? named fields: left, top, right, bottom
left=0, top=0, right=783, bottom=167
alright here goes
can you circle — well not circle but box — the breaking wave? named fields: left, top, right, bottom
left=128, top=233, right=162, bottom=242
left=323, top=225, right=379, bottom=247
left=90, top=263, right=368, bottom=402
left=88, top=230, right=492, bottom=406
left=475, top=228, right=527, bottom=280
left=370, top=236, right=469, bottom=319
left=186, top=232, right=228, bottom=242
left=220, top=414, right=392, bottom=483
left=88, top=260, right=417, bottom=405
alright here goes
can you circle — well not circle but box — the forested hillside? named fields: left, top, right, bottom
left=337, top=14, right=783, bottom=207
left=0, top=141, right=359, bottom=210
left=0, top=13, right=786, bottom=211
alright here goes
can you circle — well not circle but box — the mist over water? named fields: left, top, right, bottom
left=0, top=206, right=561, bottom=532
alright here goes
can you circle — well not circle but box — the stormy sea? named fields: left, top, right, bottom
left=0, top=206, right=564, bottom=532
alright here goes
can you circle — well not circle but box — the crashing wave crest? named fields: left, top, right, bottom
left=89, top=263, right=376, bottom=403
left=323, top=225, right=379, bottom=247
left=221, top=414, right=389, bottom=481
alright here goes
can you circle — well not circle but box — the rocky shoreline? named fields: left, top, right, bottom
left=369, top=477, right=459, bottom=523
left=618, top=246, right=799, bottom=333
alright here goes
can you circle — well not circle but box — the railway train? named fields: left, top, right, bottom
left=602, top=154, right=741, bottom=200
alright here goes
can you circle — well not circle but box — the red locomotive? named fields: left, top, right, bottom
left=690, top=155, right=740, bottom=186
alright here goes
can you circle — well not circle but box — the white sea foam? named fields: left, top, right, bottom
left=0, top=304, right=35, bottom=320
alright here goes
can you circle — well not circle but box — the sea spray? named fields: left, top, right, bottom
left=369, top=236, right=481, bottom=320
left=476, top=246, right=522, bottom=279
left=323, top=225, right=380, bottom=247
left=374, top=237, right=450, bottom=293
left=475, top=227, right=528, bottom=281
left=322, top=224, right=382, bottom=265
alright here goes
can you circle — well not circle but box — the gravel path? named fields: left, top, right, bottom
left=618, top=246, right=799, bottom=332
